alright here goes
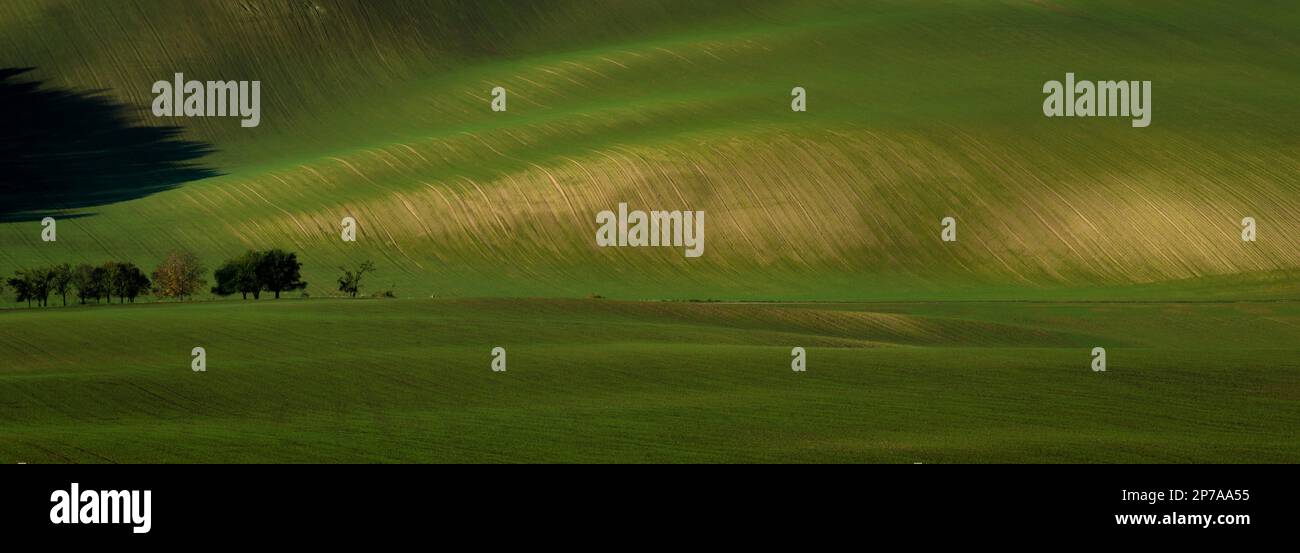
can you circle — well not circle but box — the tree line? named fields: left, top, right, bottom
left=0, top=249, right=369, bottom=308
left=4, top=250, right=378, bottom=307
left=210, top=249, right=306, bottom=300
left=4, top=261, right=150, bottom=307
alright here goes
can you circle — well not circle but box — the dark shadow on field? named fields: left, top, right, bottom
left=0, top=67, right=220, bottom=222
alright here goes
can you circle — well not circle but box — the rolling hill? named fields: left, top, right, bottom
left=1, top=1, right=1299, bottom=464
left=2, top=0, right=1298, bottom=301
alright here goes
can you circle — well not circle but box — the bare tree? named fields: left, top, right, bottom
left=337, top=261, right=376, bottom=298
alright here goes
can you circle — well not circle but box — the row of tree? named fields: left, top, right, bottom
left=211, top=249, right=306, bottom=300
left=4, top=250, right=379, bottom=307
left=5, top=250, right=302, bottom=306
left=5, top=262, right=151, bottom=307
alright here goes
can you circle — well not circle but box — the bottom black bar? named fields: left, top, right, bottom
left=3, top=464, right=1289, bottom=542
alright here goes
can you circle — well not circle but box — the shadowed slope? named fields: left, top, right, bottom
left=0, top=68, right=218, bottom=221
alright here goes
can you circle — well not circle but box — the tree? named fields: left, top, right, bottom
left=50, top=263, right=73, bottom=306
left=257, top=249, right=306, bottom=299
left=91, top=265, right=110, bottom=304
left=72, top=264, right=100, bottom=304
left=4, top=272, right=31, bottom=307
left=337, top=261, right=376, bottom=298
left=103, top=261, right=127, bottom=304
left=103, top=262, right=148, bottom=304
left=27, top=267, right=53, bottom=307
left=152, top=250, right=207, bottom=301
left=212, top=250, right=264, bottom=300
left=127, top=265, right=150, bottom=303
left=123, top=264, right=150, bottom=303
left=211, top=262, right=237, bottom=298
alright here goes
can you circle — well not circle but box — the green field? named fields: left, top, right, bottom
left=1, top=1, right=1298, bottom=462
left=1, top=298, right=1296, bottom=463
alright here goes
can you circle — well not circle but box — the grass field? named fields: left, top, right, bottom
left=2, top=298, right=1297, bottom=463
left=1, top=1, right=1298, bottom=462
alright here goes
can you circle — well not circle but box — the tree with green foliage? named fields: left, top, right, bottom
left=212, top=250, right=265, bottom=300
left=2, top=271, right=27, bottom=305
left=72, top=264, right=100, bottom=304
left=337, top=261, right=376, bottom=298
left=91, top=265, right=111, bottom=304
left=28, top=267, right=53, bottom=307
left=211, top=262, right=238, bottom=298
left=5, top=272, right=31, bottom=307
left=103, top=262, right=149, bottom=304
left=257, top=249, right=307, bottom=299
left=103, top=262, right=127, bottom=304
left=124, top=264, right=150, bottom=303
left=50, top=263, right=73, bottom=306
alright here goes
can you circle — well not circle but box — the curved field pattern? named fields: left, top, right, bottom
left=0, top=1, right=1297, bottom=463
